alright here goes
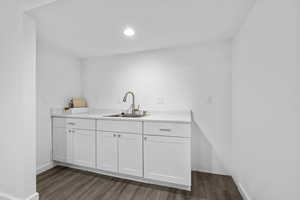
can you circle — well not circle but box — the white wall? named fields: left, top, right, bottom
left=232, top=0, right=300, bottom=199
left=36, top=43, right=82, bottom=171
left=0, top=1, right=37, bottom=199
left=82, top=41, right=232, bottom=175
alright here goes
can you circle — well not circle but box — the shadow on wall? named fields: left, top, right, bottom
left=191, top=112, right=227, bottom=175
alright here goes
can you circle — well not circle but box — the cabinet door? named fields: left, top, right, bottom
left=97, top=131, right=118, bottom=173
left=53, top=127, right=67, bottom=162
left=66, top=129, right=74, bottom=164
left=144, top=135, right=191, bottom=186
left=118, top=133, right=143, bottom=177
left=72, top=129, right=96, bottom=168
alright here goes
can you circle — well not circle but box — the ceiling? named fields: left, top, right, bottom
left=27, top=0, right=254, bottom=58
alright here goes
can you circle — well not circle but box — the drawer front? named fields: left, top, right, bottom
left=97, top=120, right=142, bottom=133
left=66, top=118, right=96, bottom=130
left=144, top=122, right=191, bottom=138
left=52, top=117, right=66, bottom=128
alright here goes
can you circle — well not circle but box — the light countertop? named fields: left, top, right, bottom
left=51, top=110, right=192, bottom=124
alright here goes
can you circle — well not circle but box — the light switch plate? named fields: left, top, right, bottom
left=157, top=97, right=165, bottom=104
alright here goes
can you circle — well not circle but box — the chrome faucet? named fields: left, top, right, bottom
left=123, top=91, right=136, bottom=114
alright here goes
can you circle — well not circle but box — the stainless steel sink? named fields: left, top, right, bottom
left=104, top=111, right=147, bottom=118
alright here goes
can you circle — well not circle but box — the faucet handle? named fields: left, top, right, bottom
left=134, top=104, right=140, bottom=111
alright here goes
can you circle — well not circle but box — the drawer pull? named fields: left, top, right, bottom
left=67, top=122, right=76, bottom=125
left=159, top=128, right=171, bottom=132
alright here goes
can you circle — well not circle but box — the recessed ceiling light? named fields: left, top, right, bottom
left=123, top=27, right=135, bottom=37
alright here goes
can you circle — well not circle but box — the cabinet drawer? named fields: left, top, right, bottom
left=66, top=118, right=96, bottom=130
left=144, top=122, right=191, bottom=138
left=97, top=120, right=142, bottom=133
left=52, top=117, right=66, bottom=128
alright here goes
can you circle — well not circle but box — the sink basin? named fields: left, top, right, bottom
left=105, top=111, right=147, bottom=118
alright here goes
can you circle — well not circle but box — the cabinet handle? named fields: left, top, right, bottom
left=67, top=122, right=76, bottom=125
left=144, top=137, right=147, bottom=141
left=159, top=128, right=171, bottom=132
left=113, top=134, right=116, bottom=137
left=118, top=134, right=121, bottom=138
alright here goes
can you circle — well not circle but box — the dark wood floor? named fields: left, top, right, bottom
left=37, top=166, right=242, bottom=200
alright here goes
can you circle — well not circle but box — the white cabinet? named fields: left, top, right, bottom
left=66, top=129, right=74, bottom=164
left=52, top=118, right=96, bottom=167
left=53, top=117, right=191, bottom=189
left=52, top=118, right=73, bottom=164
left=144, top=135, right=191, bottom=186
left=66, top=118, right=95, bottom=130
left=73, top=129, right=96, bottom=168
left=52, top=127, right=67, bottom=162
left=52, top=128, right=74, bottom=164
left=53, top=117, right=66, bottom=128
left=98, top=120, right=142, bottom=133
left=144, top=121, right=191, bottom=138
left=118, top=133, right=143, bottom=177
left=97, top=131, right=118, bottom=173
left=96, top=131, right=143, bottom=177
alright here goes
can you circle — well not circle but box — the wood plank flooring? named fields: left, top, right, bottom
left=37, top=166, right=242, bottom=200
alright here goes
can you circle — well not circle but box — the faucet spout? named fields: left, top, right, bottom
left=123, top=91, right=135, bottom=114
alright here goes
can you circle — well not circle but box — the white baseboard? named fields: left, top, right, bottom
left=0, top=192, right=39, bottom=200
left=233, top=178, right=251, bottom=200
left=0, top=192, right=18, bottom=200
left=192, top=168, right=230, bottom=176
left=25, top=193, right=39, bottom=200
left=36, top=161, right=55, bottom=175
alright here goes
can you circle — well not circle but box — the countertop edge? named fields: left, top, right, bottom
left=51, top=114, right=192, bottom=124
